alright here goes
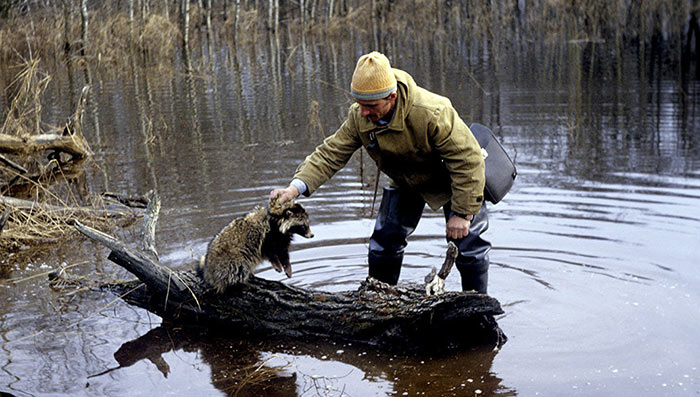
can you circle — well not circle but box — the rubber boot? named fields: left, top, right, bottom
left=444, top=203, right=491, bottom=294
left=368, top=187, right=425, bottom=285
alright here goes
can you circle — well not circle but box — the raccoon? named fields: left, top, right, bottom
left=200, top=200, right=313, bottom=293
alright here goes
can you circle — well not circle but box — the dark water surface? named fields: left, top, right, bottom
left=2, top=35, right=699, bottom=396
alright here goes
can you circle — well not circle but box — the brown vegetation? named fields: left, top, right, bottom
left=0, top=1, right=696, bottom=70
left=0, top=59, right=134, bottom=251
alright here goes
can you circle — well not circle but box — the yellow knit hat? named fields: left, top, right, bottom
left=351, top=51, right=397, bottom=100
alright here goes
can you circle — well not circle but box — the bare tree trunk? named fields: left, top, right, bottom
left=128, top=0, right=135, bottom=38
left=206, top=0, right=212, bottom=31
left=268, top=0, right=273, bottom=31
left=80, top=0, right=88, bottom=57
left=182, top=0, right=190, bottom=51
left=163, top=0, right=169, bottom=20
left=233, top=0, right=240, bottom=40
left=328, top=0, right=334, bottom=20
left=61, top=0, right=72, bottom=55
left=300, top=0, right=305, bottom=23
left=274, top=0, right=279, bottom=32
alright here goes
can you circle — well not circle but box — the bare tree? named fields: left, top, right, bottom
left=80, top=0, right=88, bottom=56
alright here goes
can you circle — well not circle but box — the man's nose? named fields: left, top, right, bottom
left=360, top=107, right=370, bottom=116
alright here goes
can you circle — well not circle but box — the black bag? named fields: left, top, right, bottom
left=469, top=123, right=517, bottom=204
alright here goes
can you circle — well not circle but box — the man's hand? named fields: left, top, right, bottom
left=269, top=185, right=299, bottom=205
left=446, top=215, right=471, bottom=240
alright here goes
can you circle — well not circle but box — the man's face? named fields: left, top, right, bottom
left=356, top=92, right=397, bottom=122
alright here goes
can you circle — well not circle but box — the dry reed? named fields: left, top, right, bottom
left=0, top=59, right=132, bottom=252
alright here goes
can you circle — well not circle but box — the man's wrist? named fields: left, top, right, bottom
left=290, top=178, right=307, bottom=196
left=453, top=212, right=474, bottom=221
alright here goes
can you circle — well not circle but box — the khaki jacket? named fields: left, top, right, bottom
left=294, top=69, right=485, bottom=215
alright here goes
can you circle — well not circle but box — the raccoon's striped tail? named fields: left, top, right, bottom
left=195, top=255, right=206, bottom=278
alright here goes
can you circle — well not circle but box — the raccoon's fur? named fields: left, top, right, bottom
left=200, top=200, right=313, bottom=294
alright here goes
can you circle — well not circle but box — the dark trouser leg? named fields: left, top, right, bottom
left=443, top=203, right=491, bottom=294
left=368, top=187, right=425, bottom=285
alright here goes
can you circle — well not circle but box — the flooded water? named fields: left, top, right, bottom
left=1, top=33, right=699, bottom=396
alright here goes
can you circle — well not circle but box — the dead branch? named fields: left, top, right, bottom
left=0, top=208, right=9, bottom=234
left=0, top=132, right=90, bottom=160
left=0, top=154, right=28, bottom=174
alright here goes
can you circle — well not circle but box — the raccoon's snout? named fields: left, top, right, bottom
left=285, top=222, right=313, bottom=238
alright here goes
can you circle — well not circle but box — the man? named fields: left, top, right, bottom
left=270, top=51, right=491, bottom=293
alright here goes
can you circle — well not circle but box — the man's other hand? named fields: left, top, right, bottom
left=446, top=215, right=471, bottom=240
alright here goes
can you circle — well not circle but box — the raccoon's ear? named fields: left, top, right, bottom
left=268, top=198, right=291, bottom=216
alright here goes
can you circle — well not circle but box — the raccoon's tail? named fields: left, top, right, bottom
left=195, top=255, right=206, bottom=278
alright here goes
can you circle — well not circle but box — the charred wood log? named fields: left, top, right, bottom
left=71, top=193, right=507, bottom=352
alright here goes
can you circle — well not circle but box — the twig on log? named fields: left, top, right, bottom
left=0, top=208, right=9, bottom=234
left=0, top=154, right=28, bottom=174
left=140, top=191, right=160, bottom=261
left=74, top=221, right=188, bottom=296
left=102, top=191, right=150, bottom=208
left=438, top=242, right=458, bottom=280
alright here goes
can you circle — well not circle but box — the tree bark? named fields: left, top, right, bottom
left=80, top=0, right=88, bottom=57
left=0, top=133, right=90, bottom=159
left=69, top=194, right=507, bottom=352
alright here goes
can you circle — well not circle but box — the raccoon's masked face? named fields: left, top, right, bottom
left=270, top=201, right=314, bottom=239
left=279, top=204, right=314, bottom=238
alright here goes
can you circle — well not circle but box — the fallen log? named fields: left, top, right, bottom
left=68, top=193, right=506, bottom=351
left=0, top=133, right=90, bottom=160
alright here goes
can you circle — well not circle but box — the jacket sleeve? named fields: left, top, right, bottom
left=293, top=112, right=362, bottom=195
left=429, top=106, right=485, bottom=215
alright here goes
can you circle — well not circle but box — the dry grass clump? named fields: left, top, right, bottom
left=0, top=11, right=66, bottom=65
left=91, top=11, right=179, bottom=69
left=1, top=58, right=51, bottom=138
left=0, top=59, right=131, bottom=252
left=139, top=14, right=179, bottom=60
